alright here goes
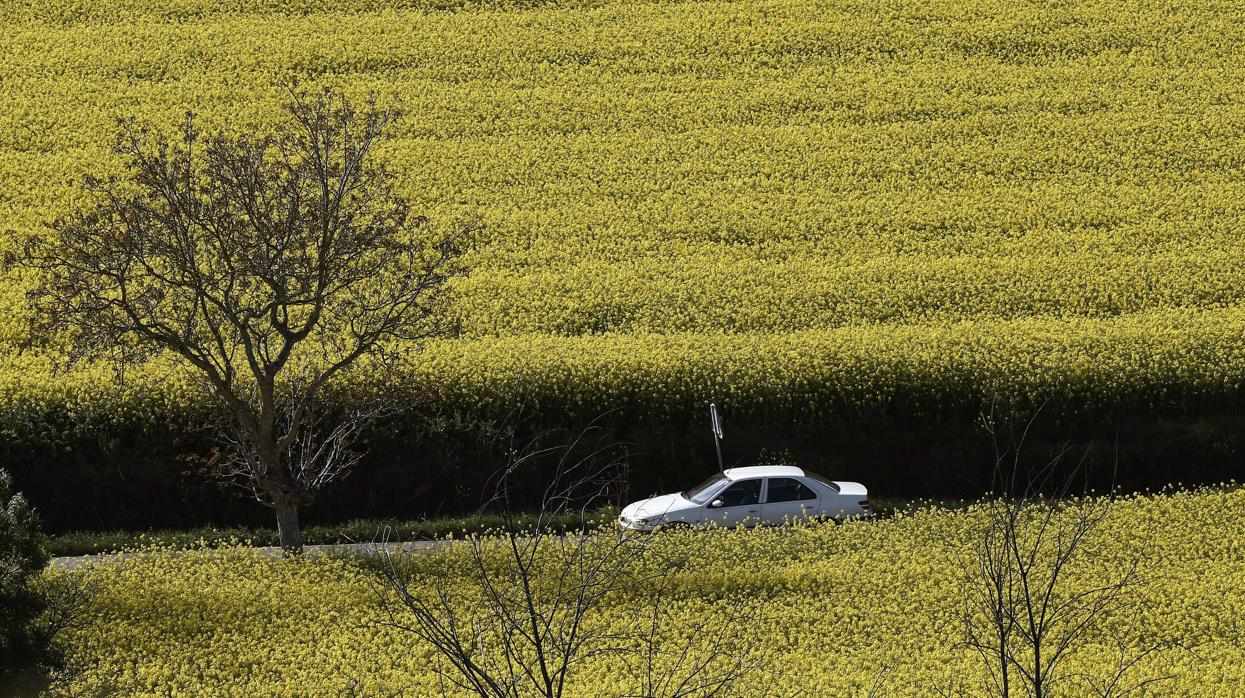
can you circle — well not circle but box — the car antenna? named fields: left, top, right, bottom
left=709, top=402, right=725, bottom=472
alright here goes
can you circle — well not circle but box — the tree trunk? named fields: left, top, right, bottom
left=274, top=497, right=303, bottom=555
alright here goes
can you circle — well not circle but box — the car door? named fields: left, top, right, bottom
left=760, top=477, right=820, bottom=525
left=705, top=478, right=762, bottom=528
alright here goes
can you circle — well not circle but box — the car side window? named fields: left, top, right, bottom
left=766, top=478, right=817, bottom=503
left=716, top=479, right=762, bottom=507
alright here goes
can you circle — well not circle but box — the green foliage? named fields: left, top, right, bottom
left=0, top=469, right=59, bottom=695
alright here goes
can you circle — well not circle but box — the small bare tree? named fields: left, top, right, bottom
left=953, top=409, right=1179, bottom=698
left=12, top=84, right=472, bottom=553
left=619, top=579, right=755, bottom=698
left=373, top=423, right=756, bottom=698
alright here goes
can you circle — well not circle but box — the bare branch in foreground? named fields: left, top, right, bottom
left=371, top=421, right=756, bottom=698
left=950, top=405, right=1186, bottom=698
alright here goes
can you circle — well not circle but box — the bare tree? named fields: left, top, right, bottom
left=953, top=408, right=1180, bottom=698
left=11, top=83, right=473, bottom=553
left=373, top=423, right=756, bottom=698
left=619, top=581, right=756, bottom=698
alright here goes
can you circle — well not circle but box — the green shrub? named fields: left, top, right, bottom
left=0, top=469, right=60, bottom=695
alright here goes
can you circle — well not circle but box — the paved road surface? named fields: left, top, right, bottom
left=51, top=539, right=450, bottom=570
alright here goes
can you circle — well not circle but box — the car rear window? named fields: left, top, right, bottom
left=805, top=472, right=841, bottom=493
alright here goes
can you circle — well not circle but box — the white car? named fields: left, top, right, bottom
left=618, top=465, right=871, bottom=532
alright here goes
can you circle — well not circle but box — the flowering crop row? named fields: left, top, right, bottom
left=44, top=488, right=1245, bottom=695
left=2, top=0, right=1245, bottom=419
left=5, top=306, right=1245, bottom=427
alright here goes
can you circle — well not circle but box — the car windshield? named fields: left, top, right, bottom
left=682, top=474, right=728, bottom=504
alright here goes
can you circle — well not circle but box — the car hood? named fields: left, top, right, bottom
left=622, top=493, right=697, bottom=520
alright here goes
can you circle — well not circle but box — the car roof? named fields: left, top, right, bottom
left=722, top=465, right=805, bottom=480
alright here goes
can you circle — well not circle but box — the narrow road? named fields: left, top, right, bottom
left=51, top=539, right=450, bottom=570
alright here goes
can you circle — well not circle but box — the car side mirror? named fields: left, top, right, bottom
left=709, top=499, right=724, bottom=509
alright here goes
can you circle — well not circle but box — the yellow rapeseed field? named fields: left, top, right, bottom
left=3, top=0, right=1245, bottom=418
left=46, top=488, right=1245, bottom=696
